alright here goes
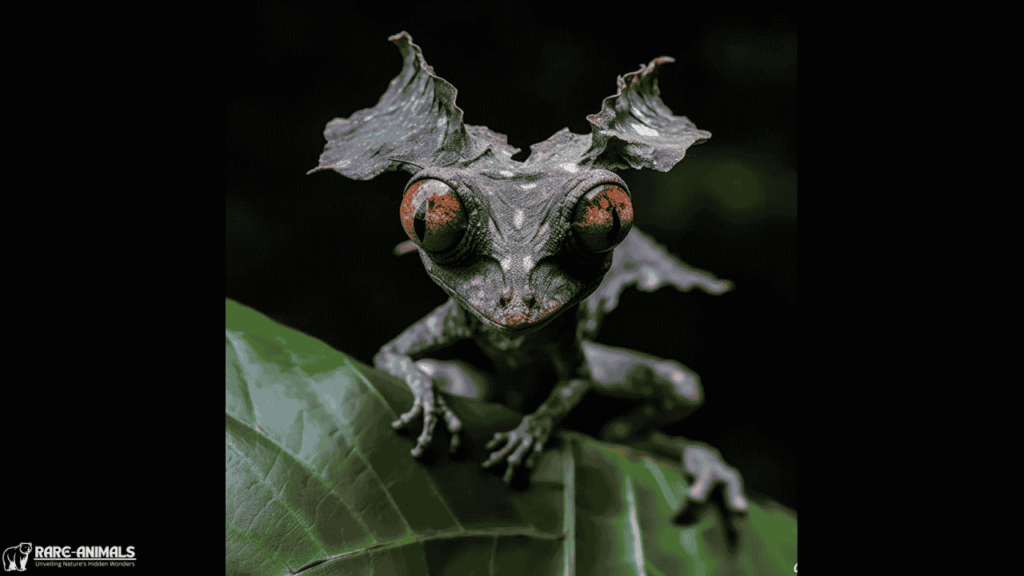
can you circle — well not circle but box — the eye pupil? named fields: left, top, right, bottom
left=609, top=206, right=621, bottom=241
left=413, top=201, right=428, bottom=242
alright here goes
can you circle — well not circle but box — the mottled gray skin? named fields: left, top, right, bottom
left=310, top=32, right=747, bottom=513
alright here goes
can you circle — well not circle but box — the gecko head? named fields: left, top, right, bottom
left=308, top=33, right=711, bottom=334
left=399, top=165, right=631, bottom=334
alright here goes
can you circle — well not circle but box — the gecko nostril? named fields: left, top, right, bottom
left=523, top=291, right=537, bottom=307
left=499, top=288, right=514, bottom=307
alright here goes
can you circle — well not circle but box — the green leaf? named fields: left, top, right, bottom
left=226, top=299, right=797, bottom=575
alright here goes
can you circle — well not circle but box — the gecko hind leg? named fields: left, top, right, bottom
left=581, top=341, right=704, bottom=442
left=581, top=342, right=748, bottom=517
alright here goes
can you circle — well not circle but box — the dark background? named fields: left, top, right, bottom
left=226, top=4, right=797, bottom=511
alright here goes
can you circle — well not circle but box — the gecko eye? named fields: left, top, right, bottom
left=400, top=178, right=468, bottom=252
left=571, top=183, right=633, bottom=253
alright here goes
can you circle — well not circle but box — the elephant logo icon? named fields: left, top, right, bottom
left=2, top=543, right=31, bottom=572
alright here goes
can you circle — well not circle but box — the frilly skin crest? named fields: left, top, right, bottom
left=310, top=32, right=709, bottom=179
left=586, top=57, right=711, bottom=172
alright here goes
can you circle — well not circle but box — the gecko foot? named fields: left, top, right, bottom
left=392, top=381, right=462, bottom=457
left=672, top=440, right=748, bottom=521
left=481, top=415, right=553, bottom=484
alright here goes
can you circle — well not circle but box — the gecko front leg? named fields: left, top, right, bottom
left=377, top=352, right=461, bottom=456
left=375, top=299, right=470, bottom=457
left=482, top=378, right=591, bottom=483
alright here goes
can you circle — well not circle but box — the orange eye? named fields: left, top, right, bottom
left=571, top=183, right=633, bottom=252
left=400, top=179, right=468, bottom=252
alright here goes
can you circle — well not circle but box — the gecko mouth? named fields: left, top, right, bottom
left=449, top=288, right=565, bottom=335
left=425, top=252, right=612, bottom=336
left=435, top=274, right=606, bottom=336
left=480, top=309, right=560, bottom=335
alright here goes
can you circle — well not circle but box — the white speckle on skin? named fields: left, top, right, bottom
left=513, top=209, right=525, bottom=229
left=437, top=117, right=447, bottom=147
left=559, top=163, right=578, bottom=173
left=522, top=256, right=533, bottom=271
left=633, top=123, right=659, bottom=137
left=500, top=170, right=514, bottom=177
left=520, top=183, right=537, bottom=190
left=470, top=293, right=487, bottom=309
left=500, top=258, right=511, bottom=271
left=641, top=269, right=658, bottom=288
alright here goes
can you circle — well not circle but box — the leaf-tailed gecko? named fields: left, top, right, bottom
left=309, top=32, right=748, bottom=515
